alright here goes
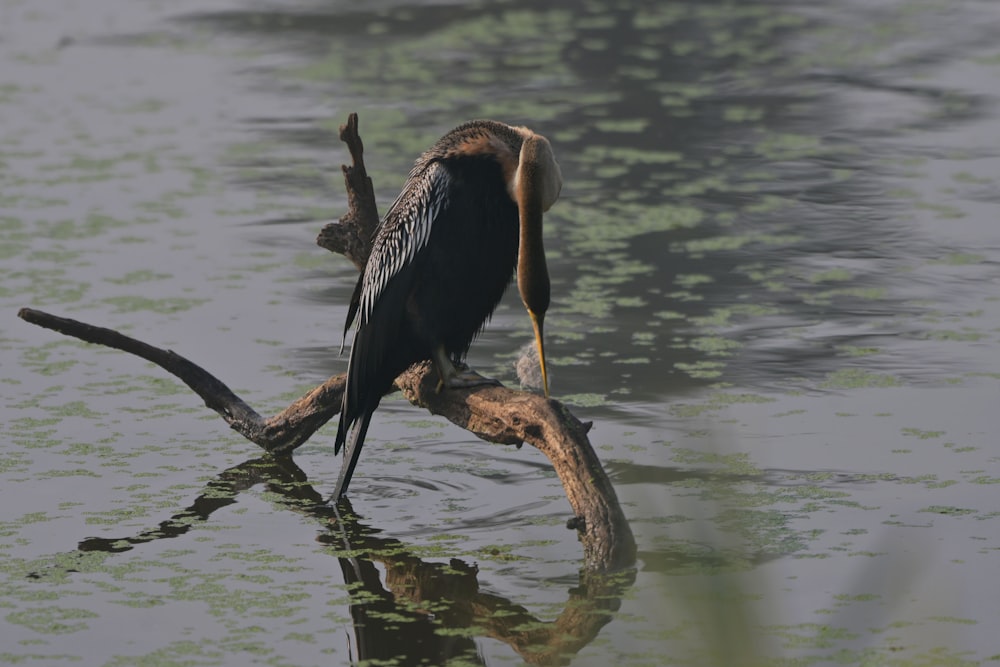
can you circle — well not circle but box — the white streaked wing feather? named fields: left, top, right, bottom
left=357, top=161, right=450, bottom=327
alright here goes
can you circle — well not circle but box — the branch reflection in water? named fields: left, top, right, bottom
left=72, top=457, right=635, bottom=666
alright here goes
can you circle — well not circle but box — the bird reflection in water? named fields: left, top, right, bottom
left=65, top=457, right=632, bottom=666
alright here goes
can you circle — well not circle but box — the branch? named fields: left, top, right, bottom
left=316, top=112, right=380, bottom=271
left=17, top=307, right=342, bottom=457
left=18, top=112, right=637, bottom=572
left=397, top=363, right=635, bottom=570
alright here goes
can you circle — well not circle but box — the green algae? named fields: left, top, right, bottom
left=671, top=392, right=776, bottom=418
left=821, top=369, right=901, bottom=389
left=5, top=606, right=99, bottom=635
left=100, top=296, right=209, bottom=314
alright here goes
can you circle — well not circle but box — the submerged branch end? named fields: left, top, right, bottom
left=396, top=362, right=636, bottom=571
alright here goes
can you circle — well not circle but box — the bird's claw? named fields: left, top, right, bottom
left=436, top=368, right=502, bottom=393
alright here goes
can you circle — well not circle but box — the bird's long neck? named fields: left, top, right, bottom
left=517, top=166, right=550, bottom=318
left=515, top=135, right=559, bottom=396
left=516, top=137, right=552, bottom=324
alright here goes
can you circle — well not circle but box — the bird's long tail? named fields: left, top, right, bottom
left=333, top=410, right=374, bottom=500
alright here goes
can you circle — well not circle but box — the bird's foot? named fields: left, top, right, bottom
left=435, top=367, right=502, bottom=394
left=432, top=346, right=502, bottom=393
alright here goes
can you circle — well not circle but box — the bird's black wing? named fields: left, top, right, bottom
left=332, top=161, right=452, bottom=497
left=340, top=275, right=363, bottom=355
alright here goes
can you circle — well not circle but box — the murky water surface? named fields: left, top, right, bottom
left=3, top=0, right=999, bottom=664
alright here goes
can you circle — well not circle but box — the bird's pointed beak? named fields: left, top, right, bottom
left=517, top=200, right=550, bottom=398
left=528, top=308, right=550, bottom=397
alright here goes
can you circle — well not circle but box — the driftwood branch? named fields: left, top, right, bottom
left=18, top=112, right=636, bottom=572
left=396, top=363, right=635, bottom=569
left=316, top=112, right=380, bottom=270
left=17, top=307, right=343, bottom=458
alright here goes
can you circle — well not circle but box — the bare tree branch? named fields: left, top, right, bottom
left=316, top=112, right=380, bottom=270
left=16, top=307, right=341, bottom=457
left=396, top=362, right=635, bottom=570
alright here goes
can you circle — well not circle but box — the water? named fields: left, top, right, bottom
left=2, top=0, right=999, bottom=664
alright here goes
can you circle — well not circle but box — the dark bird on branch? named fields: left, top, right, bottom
left=333, top=120, right=563, bottom=499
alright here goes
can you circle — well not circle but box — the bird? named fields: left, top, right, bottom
left=332, top=120, right=562, bottom=499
